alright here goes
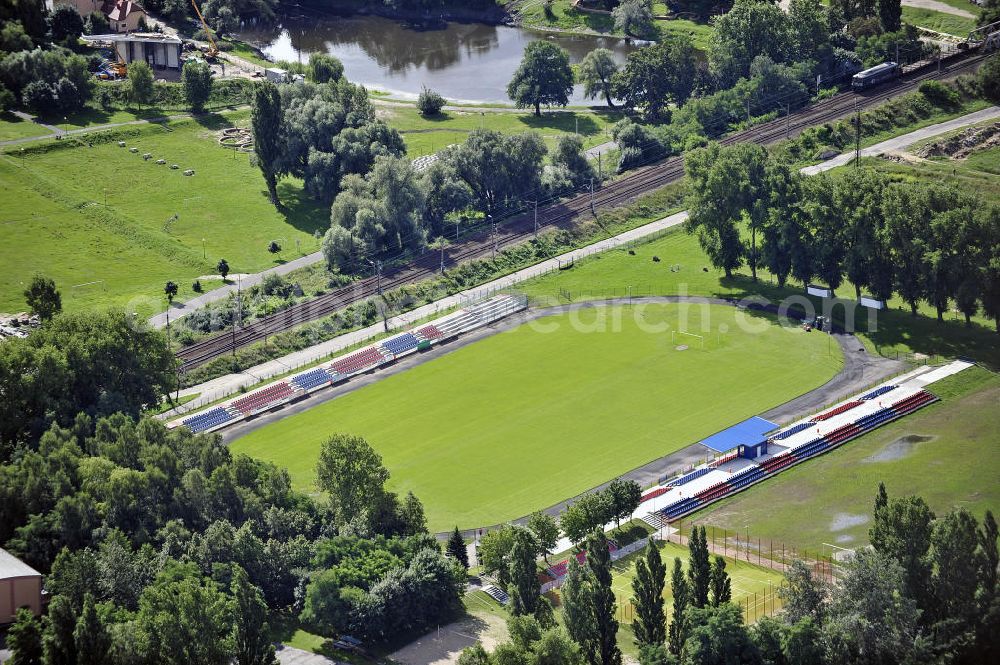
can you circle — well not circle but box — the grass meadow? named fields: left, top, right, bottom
left=688, top=366, right=1000, bottom=552
left=0, top=111, right=326, bottom=315
left=230, top=303, right=843, bottom=532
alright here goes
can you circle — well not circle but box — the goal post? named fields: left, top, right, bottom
left=671, top=330, right=705, bottom=349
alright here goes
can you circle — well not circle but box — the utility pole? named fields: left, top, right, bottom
left=785, top=103, right=790, bottom=139
left=527, top=200, right=538, bottom=238
left=367, top=259, right=382, bottom=295
left=490, top=214, right=497, bottom=260
left=589, top=178, right=595, bottom=215
left=854, top=102, right=861, bottom=168
left=597, top=151, right=602, bottom=181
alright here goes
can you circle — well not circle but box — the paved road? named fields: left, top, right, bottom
left=275, top=645, right=343, bottom=665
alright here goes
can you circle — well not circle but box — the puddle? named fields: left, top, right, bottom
left=830, top=513, right=869, bottom=532
left=863, top=434, right=935, bottom=463
left=835, top=534, right=855, bottom=544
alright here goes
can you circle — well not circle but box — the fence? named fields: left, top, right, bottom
left=539, top=538, right=651, bottom=594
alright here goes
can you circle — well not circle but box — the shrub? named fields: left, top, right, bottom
left=308, top=53, right=344, bottom=83
left=192, top=280, right=202, bottom=293
left=21, top=80, right=55, bottom=114
left=919, top=80, right=959, bottom=108
left=417, top=86, right=445, bottom=116
left=980, top=55, right=1000, bottom=104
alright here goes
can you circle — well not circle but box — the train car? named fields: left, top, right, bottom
left=852, top=62, right=901, bottom=90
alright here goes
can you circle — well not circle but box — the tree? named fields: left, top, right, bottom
left=779, top=560, right=826, bottom=625
left=709, top=0, right=792, bottom=86
left=24, top=274, right=61, bottom=321
left=579, top=48, right=619, bottom=108
left=683, top=144, right=744, bottom=278
left=982, top=56, right=1000, bottom=104
left=251, top=80, right=283, bottom=206
left=562, top=556, right=597, bottom=663
left=447, top=527, right=469, bottom=568
left=709, top=556, right=731, bottom=607
left=606, top=479, right=642, bottom=530
left=74, top=594, right=110, bottom=665
left=9, top=607, right=43, bottom=665
left=869, top=491, right=935, bottom=615
left=316, top=433, right=390, bottom=524
left=931, top=508, right=981, bottom=626
left=884, top=184, right=933, bottom=315
left=878, top=0, right=902, bottom=32
left=632, top=538, right=666, bottom=649
left=611, top=37, right=698, bottom=120
left=182, top=60, right=212, bottom=112
left=509, top=530, right=541, bottom=617
left=979, top=510, right=999, bottom=602
left=42, top=595, right=76, bottom=665
left=587, top=530, right=622, bottom=665
left=231, top=565, right=276, bottom=665
left=128, top=61, right=154, bottom=109
left=308, top=53, right=343, bottom=83
left=783, top=617, right=822, bottom=665
left=687, top=526, right=711, bottom=609
left=135, top=565, right=234, bottom=665
left=612, top=0, right=655, bottom=38
left=418, top=86, right=446, bottom=116
left=161, top=281, right=179, bottom=306
left=479, top=525, right=520, bottom=586
left=445, top=129, right=547, bottom=215
left=527, top=511, right=560, bottom=563
left=49, top=6, right=83, bottom=44
left=217, top=258, right=230, bottom=280
left=507, top=40, right=574, bottom=116
left=680, top=604, right=757, bottom=665
left=667, top=558, right=689, bottom=656
left=561, top=492, right=612, bottom=545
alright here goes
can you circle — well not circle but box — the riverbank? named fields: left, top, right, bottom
left=299, top=0, right=511, bottom=25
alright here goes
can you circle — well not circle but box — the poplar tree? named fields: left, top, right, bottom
left=509, top=532, right=541, bottom=616
left=709, top=556, right=732, bottom=606
left=74, top=595, right=110, bottom=665
left=562, top=557, right=597, bottom=663
left=688, top=526, right=711, bottom=608
left=631, top=537, right=666, bottom=649
left=667, top=558, right=689, bottom=656
left=251, top=80, right=283, bottom=206
left=586, top=530, right=622, bottom=665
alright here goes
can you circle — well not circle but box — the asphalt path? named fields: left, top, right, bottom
left=222, top=296, right=905, bottom=537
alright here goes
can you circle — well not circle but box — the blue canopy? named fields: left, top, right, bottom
left=699, top=416, right=778, bottom=453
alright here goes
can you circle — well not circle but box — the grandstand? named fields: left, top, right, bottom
left=171, top=294, right=527, bottom=434
left=633, top=361, right=975, bottom=531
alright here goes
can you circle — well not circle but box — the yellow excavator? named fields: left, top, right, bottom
left=190, top=0, right=219, bottom=61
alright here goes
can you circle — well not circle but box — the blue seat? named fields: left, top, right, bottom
left=182, top=407, right=235, bottom=433
left=673, top=467, right=711, bottom=486
left=291, top=368, right=332, bottom=392
left=860, top=385, right=897, bottom=401
left=772, top=421, right=815, bottom=440
left=380, top=333, right=421, bottom=356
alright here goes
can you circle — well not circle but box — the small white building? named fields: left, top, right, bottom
left=54, top=0, right=148, bottom=33
left=0, top=548, right=43, bottom=624
left=83, top=32, right=183, bottom=69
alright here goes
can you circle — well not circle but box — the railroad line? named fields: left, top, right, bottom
left=175, top=50, right=990, bottom=370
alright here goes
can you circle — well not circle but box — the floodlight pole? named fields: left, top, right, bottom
left=490, top=215, right=497, bottom=260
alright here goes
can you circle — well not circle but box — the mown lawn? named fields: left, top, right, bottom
left=0, top=112, right=54, bottom=141
left=230, top=303, right=842, bottom=532
left=0, top=111, right=326, bottom=315
left=688, top=366, right=1000, bottom=552
left=381, top=105, right=620, bottom=157
left=901, top=6, right=977, bottom=37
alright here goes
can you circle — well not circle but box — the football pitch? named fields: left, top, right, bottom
left=230, top=303, right=843, bottom=532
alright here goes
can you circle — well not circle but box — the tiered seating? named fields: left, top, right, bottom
left=861, top=385, right=897, bottom=401
left=727, top=465, right=766, bottom=491
left=697, top=479, right=733, bottom=502
left=330, top=346, right=387, bottom=375
left=660, top=496, right=702, bottom=520
left=759, top=454, right=797, bottom=474
left=182, top=407, right=236, bottom=433
left=482, top=584, right=509, bottom=605
left=710, top=451, right=739, bottom=467
left=853, top=407, right=896, bottom=431
left=825, top=422, right=861, bottom=446
left=436, top=310, right=479, bottom=337
left=772, top=421, right=815, bottom=440
left=790, top=436, right=829, bottom=459
left=673, top=467, right=711, bottom=486
left=641, top=486, right=671, bottom=502
left=642, top=511, right=671, bottom=530
left=890, top=390, right=937, bottom=416
left=416, top=324, right=445, bottom=340
left=290, top=368, right=334, bottom=392
left=231, top=381, right=294, bottom=414
left=814, top=401, right=863, bottom=421
left=381, top=332, right=420, bottom=357
left=546, top=561, right=569, bottom=579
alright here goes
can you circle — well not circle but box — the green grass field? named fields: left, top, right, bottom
left=901, top=6, right=977, bottom=38
left=687, top=366, right=1000, bottom=552
left=0, top=111, right=325, bottom=315
left=230, top=303, right=843, bottom=532
left=379, top=106, right=620, bottom=157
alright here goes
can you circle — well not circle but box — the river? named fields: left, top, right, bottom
left=239, top=12, right=636, bottom=104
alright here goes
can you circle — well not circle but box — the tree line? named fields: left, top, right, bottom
left=459, top=486, right=999, bottom=665
left=684, top=142, right=1000, bottom=332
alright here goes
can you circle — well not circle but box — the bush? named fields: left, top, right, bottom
left=417, top=86, right=445, bottom=116
left=21, top=80, right=55, bottom=114
left=980, top=55, right=1000, bottom=104
left=182, top=60, right=212, bottom=111
left=308, top=53, right=344, bottom=84
left=192, top=280, right=202, bottom=293
left=919, top=80, right=959, bottom=108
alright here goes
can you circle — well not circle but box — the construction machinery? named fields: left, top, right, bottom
left=190, top=0, right=219, bottom=60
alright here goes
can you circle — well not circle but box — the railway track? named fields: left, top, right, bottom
left=175, top=50, right=991, bottom=370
